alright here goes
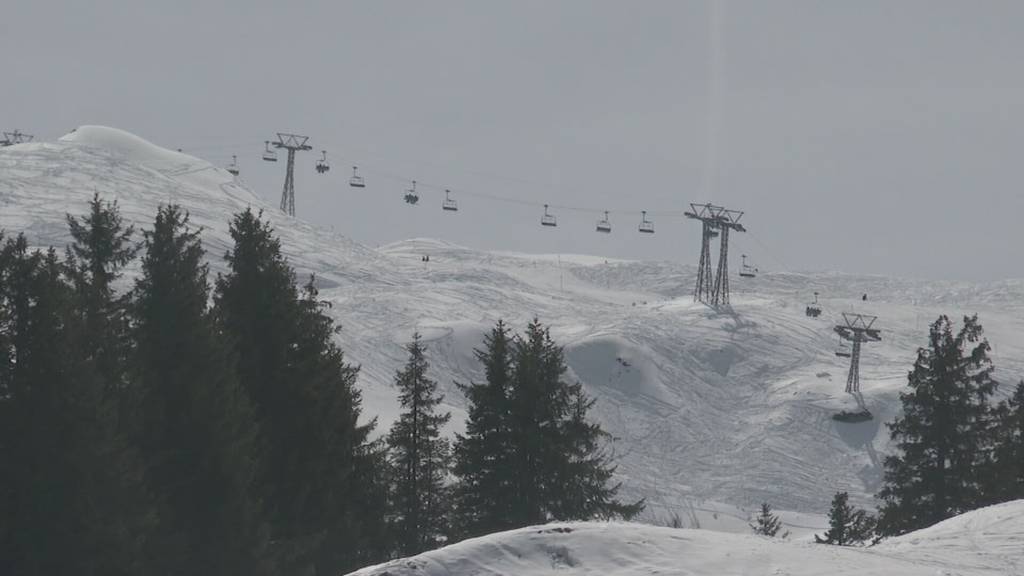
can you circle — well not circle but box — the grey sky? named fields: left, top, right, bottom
left=4, top=0, right=1023, bottom=281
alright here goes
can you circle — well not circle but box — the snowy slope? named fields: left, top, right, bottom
left=3, top=126, right=1024, bottom=531
left=347, top=500, right=1024, bottom=576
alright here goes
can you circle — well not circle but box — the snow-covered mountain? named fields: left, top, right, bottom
left=3, top=126, right=1023, bottom=532
left=347, top=500, right=1024, bottom=576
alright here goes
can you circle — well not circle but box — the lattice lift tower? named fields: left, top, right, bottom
left=1, top=130, right=33, bottom=147
left=270, top=133, right=312, bottom=216
left=684, top=203, right=746, bottom=307
left=834, top=313, right=882, bottom=393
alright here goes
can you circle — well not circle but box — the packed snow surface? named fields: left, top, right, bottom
left=3, top=126, right=1024, bottom=531
left=348, top=500, right=1024, bottom=576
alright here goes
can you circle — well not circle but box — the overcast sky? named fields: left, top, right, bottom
left=4, top=1, right=1023, bottom=281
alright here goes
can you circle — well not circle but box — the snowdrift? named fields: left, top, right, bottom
left=348, top=500, right=1024, bottom=576
left=3, top=126, right=1024, bottom=529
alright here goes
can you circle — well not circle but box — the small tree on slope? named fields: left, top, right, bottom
left=749, top=502, right=785, bottom=537
left=815, top=492, right=876, bottom=546
left=387, top=333, right=452, bottom=556
left=877, top=315, right=998, bottom=537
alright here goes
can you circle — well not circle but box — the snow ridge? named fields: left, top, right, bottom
left=349, top=500, right=1024, bottom=576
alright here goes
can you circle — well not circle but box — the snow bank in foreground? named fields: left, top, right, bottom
left=348, top=500, right=1024, bottom=576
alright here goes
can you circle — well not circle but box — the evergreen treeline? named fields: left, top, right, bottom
left=817, top=314, right=1024, bottom=545
left=875, top=314, right=1024, bottom=537
left=451, top=320, right=644, bottom=540
left=0, top=196, right=639, bottom=575
left=19, top=197, right=1024, bottom=568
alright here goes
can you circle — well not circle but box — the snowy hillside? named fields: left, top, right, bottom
left=347, top=500, right=1024, bottom=576
left=3, top=126, right=1024, bottom=529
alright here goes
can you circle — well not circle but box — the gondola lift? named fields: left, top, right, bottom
left=315, top=150, right=330, bottom=174
left=835, top=336, right=851, bottom=358
left=404, top=180, right=419, bottom=205
left=262, top=141, right=277, bottom=162
left=442, top=189, right=458, bottom=212
left=226, top=155, right=240, bottom=176
left=806, top=291, right=822, bottom=318
left=349, top=166, right=365, bottom=188
left=541, top=204, right=557, bottom=227
left=638, top=210, right=654, bottom=234
left=739, top=254, right=758, bottom=278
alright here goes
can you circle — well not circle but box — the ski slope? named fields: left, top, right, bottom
left=3, top=126, right=1023, bottom=531
left=347, top=500, right=1024, bottom=576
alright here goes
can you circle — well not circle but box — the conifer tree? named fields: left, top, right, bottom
left=815, top=492, right=876, bottom=546
left=0, top=235, right=154, bottom=576
left=64, top=193, right=138, bottom=389
left=506, top=319, right=643, bottom=526
left=286, top=276, right=391, bottom=571
left=506, top=319, right=575, bottom=525
left=129, top=205, right=271, bottom=574
left=453, top=320, right=516, bottom=538
left=749, top=502, right=785, bottom=537
left=990, top=381, right=1024, bottom=501
left=387, top=333, right=452, bottom=556
left=214, top=209, right=386, bottom=573
left=877, top=315, right=998, bottom=536
left=552, top=388, right=644, bottom=521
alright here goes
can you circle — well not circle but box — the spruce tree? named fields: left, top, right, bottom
left=128, top=205, right=271, bottom=574
left=63, top=193, right=138, bottom=390
left=286, top=276, right=390, bottom=572
left=453, top=320, right=516, bottom=538
left=552, top=388, right=644, bottom=521
left=214, top=209, right=386, bottom=573
left=749, top=502, right=784, bottom=537
left=506, top=319, right=642, bottom=526
left=0, top=235, right=154, bottom=576
left=387, top=333, right=452, bottom=556
left=990, top=381, right=1024, bottom=501
left=877, top=315, right=998, bottom=537
left=815, top=492, right=876, bottom=546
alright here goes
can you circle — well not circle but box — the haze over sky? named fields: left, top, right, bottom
left=3, top=1, right=1023, bottom=282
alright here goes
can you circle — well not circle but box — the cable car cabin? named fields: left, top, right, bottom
left=739, top=254, right=758, bottom=278
left=442, top=189, right=458, bottom=212
left=349, top=166, right=365, bottom=188
left=404, top=180, right=419, bottom=205
left=805, top=292, right=821, bottom=317
left=541, top=204, right=557, bottom=227
left=596, top=211, right=611, bottom=233
left=638, top=210, right=654, bottom=234
left=226, top=155, right=240, bottom=176
left=315, top=150, right=330, bottom=174
left=262, top=141, right=277, bottom=162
